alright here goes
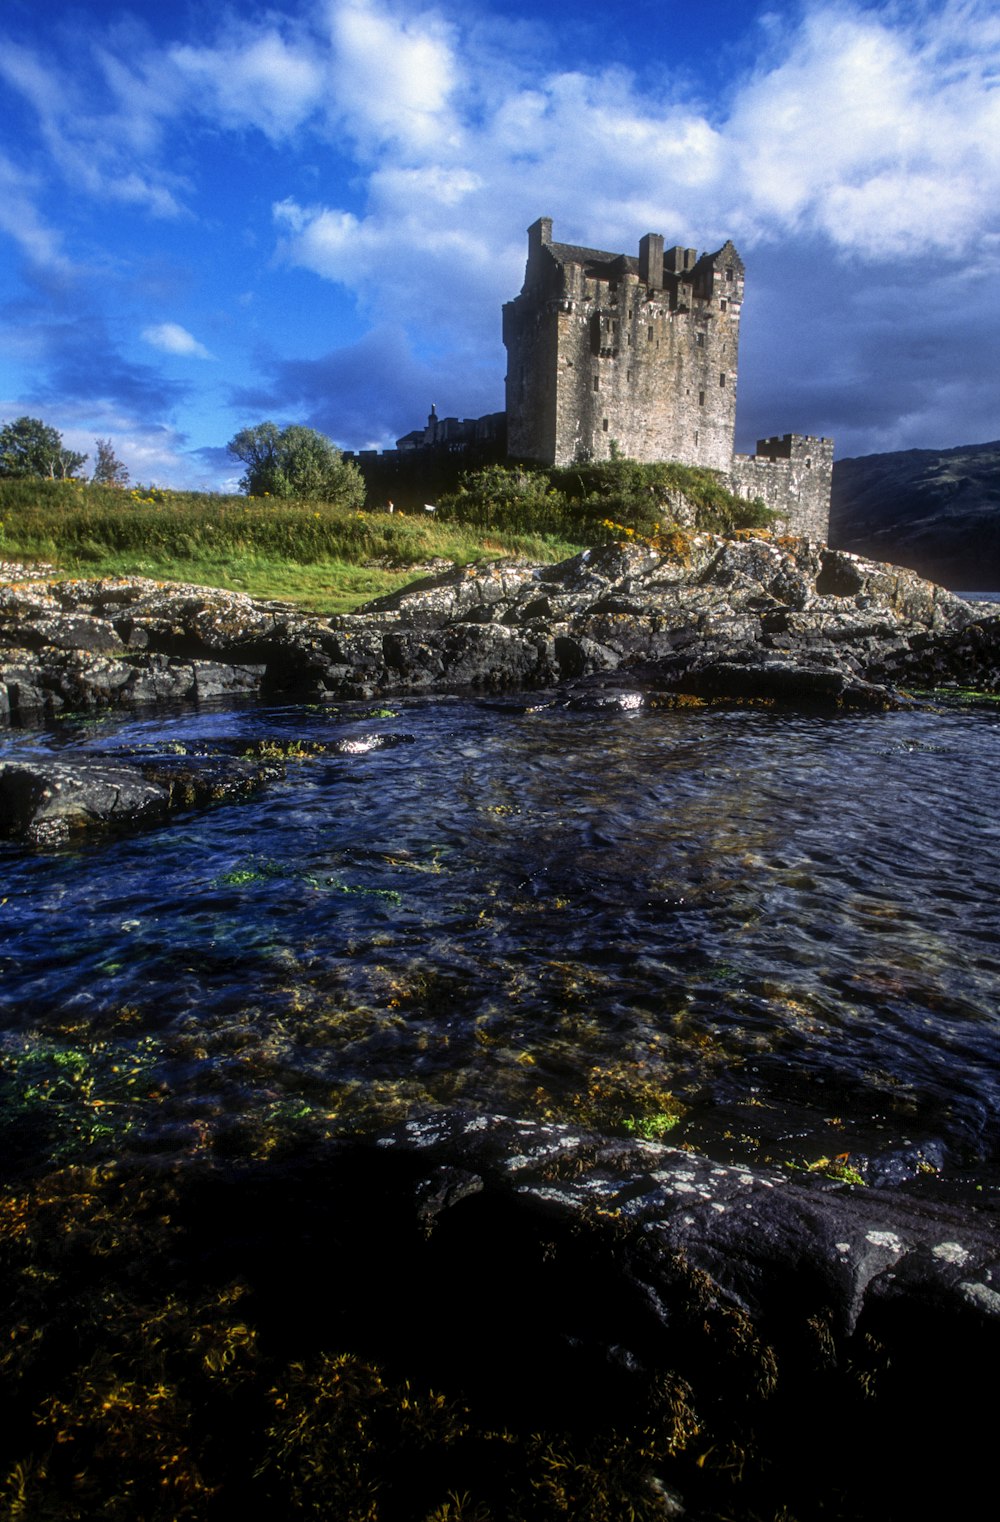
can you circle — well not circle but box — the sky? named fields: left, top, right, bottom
left=0, top=0, right=997, bottom=490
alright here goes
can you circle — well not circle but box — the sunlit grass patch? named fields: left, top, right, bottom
left=0, top=479, right=583, bottom=611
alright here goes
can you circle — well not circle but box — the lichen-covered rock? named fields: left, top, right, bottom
left=379, top=1109, right=1000, bottom=1342
left=285, top=1110, right=1000, bottom=1519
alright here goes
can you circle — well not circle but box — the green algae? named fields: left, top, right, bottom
left=537, top=1061, right=688, bottom=1143
left=215, top=856, right=402, bottom=904
left=0, top=1035, right=161, bottom=1162
left=794, top=1154, right=868, bottom=1187
left=912, top=686, right=1000, bottom=707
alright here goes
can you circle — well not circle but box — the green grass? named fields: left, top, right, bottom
left=0, top=462, right=773, bottom=612
left=0, top=479, right=584, bottom=611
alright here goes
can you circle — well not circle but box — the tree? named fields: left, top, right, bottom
left=0, top=415, right=87, bottom=480
left=91, top=438, right=130, bottom=488
left=55, top=446, right=88, bottom=480
left=227, top=421, right=364, bottom=507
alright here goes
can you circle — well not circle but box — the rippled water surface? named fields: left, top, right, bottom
left=3, top=692, right=999, bottom=1183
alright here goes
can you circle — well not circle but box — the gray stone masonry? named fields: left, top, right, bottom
left=730, top=433, right=835, bottom=540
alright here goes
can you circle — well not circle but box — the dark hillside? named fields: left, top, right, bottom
left=830, top=440, right=1000, bottom=589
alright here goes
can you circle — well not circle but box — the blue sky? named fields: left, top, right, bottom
left=1, top=0, right=997, bottom=489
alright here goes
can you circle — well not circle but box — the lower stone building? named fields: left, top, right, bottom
left=729, top=434, right=834, bottom=543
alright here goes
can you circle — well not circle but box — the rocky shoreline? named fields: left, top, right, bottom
left=1, top=533, right=998, bottom=843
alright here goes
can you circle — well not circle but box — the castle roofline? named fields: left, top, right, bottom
left=545, top=236, right=740, bottom=282
left=548, top=239, right=636, bottom=271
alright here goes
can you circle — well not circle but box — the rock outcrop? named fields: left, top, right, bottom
left=0, top=536, right=994, bottom=728
left=168, top=1111, right=1000, bottom=1520
left=0, top=751, right=286, bottom=846
left=2, top=537, right=997, bottom=843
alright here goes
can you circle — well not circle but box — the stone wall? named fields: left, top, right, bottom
left=729, top=434, right=834, bottom=541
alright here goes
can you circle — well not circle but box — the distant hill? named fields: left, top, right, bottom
left=829, top=441, right=1000, bottom=590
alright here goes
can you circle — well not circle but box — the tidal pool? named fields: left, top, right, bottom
left=2, top=691, right=998, bottom=1187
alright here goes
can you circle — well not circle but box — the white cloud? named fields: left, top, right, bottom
left=0, top=154, right=72, bottom=273
left=6, top=1, right=998, bottom=280
left=0, top=37, right=187, bottom=219
left=170, top=28, right=325, bottom=140
left=142, top=323, right=214, bottom=360
left=270, top=0, right=1000, bottom=324
left=727, top=2, right=1000, bottom=253
left=326, top=0, right=459, bottom=150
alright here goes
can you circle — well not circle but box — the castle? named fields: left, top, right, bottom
left=504, top=218, right=743, bottom=471
left=348, top=216, right=833, bottom=540
left=503, top=218, right=832, bottom=538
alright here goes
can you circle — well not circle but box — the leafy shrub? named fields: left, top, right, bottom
left=434, top=465, right=569, bottom=534
left=437, top=456, right=776, bottom=541
left=228, top=422, right=365, bottom=508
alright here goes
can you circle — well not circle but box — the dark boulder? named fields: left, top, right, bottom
left=0, top=752, right=285, bottom=845
left=175, top=1110, right=1000, bottom=1521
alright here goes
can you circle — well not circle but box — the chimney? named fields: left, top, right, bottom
left=526, top=217, right=554, bottom=286
left=528, top=217, right=553, bottom=254
left=639, top=233, right=664, bottom=289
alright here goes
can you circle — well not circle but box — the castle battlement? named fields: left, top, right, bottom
left=749, top=433, right=834, bottom=460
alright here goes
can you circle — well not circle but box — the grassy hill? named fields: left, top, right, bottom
left=830, top=441, right=1000, bottom=590
left=0, top=480, right=583, bottom=612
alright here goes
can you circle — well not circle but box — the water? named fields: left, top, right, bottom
left=2, top=690, right=999, bottom=1185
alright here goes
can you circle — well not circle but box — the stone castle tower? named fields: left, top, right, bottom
left=503, top=217, right=832, bottom=539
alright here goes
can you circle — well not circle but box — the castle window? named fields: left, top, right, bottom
left=720, top=299, right=727, bottom=311
left=719, top=372, right=726, bottom=387
left=593, top=376, right=599, bottom=391
left=602, top=418, right=609, bottom=432
left=699, top=391, right=705, bottom=406
left=694, top=430, right=699, bottom=446
left=696, top=332, right=705, bottom=348
left=648, top=326, right=654, bottom=341
left=725, top=267, right=733, bottom=281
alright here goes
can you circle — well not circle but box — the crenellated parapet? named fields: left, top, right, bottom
left=729, top=435, right=834, bottom=541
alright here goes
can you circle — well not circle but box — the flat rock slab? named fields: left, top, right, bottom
left=0, top=752, right=285, bottom=845
left=383, top=1110, right=1000, bottom=1340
